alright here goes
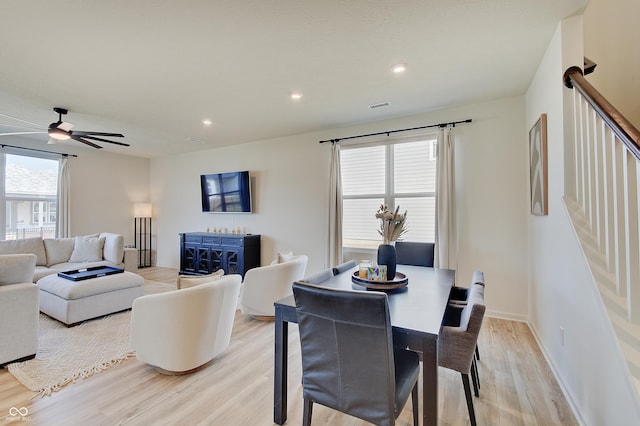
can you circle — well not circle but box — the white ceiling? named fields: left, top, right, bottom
left=0, top=0, right=587, bottom=158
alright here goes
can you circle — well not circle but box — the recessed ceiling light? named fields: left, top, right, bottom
left=392, top=63, right=407, bottom=73
left=202, top=119, right=212, bottom=126
left=290, top=92, right=303, bottom=100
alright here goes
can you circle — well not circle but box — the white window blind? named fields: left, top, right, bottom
left=341, top=137, right=436, bottom=249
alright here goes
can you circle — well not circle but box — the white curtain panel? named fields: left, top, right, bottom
left=434, top=127, right=457, bottom=269
left=56, top=157, right=71, bottom=238
left=327, top=142, right=343, bottom=266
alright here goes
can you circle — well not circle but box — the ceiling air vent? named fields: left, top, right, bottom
left=369, top=102, right=390, bottom=110
left=185, top=137, right=207, bottom=144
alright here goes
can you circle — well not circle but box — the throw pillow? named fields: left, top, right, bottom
left=177, top=269, right=225, bottom=290
left=277, top=250, right=294, bottom=263
left=100, top=233, right=124, bottom=264
left=270, top=250, right=294, bottom=265
left=69, top=236, right=105, bottom=263
left=44, top=238, right=75, bottom=266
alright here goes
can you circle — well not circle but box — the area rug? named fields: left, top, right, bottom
left=7, top=280, right=174, bottom=397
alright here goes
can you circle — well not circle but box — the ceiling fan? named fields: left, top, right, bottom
left=0, top=107, right=129, bottom=149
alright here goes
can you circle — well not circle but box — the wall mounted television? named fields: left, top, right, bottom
left=200, top=170, right=252, bottom=213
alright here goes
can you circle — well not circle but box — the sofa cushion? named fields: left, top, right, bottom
left=0, top=237, right=46, bottom=266
left=69, top=236, right=105, bottom=263
left=100, top=233, right=124, bottom=264
left=177, top=269, right=224, bottom=289
left=34, top=266, right=57, bottom=283
left=44, top=238, right=75, bottom=266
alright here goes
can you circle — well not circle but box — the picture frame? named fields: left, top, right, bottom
left=529, top=113, right=548, bottom=216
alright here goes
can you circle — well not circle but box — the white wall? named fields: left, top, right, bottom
left=583, top=0, right=640, bottom=128
left=151, top=95, right=529, bottom=319
left=150, top=134, right=329, bottom=272
left=69, top=149, right=150, bottom=243
left=526, top=16, right=640, bottom=424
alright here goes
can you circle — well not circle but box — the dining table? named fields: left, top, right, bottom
left=273, top=264, right=456, bottom=426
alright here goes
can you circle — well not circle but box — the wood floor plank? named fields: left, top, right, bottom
left=0, top=267, right=577, bottom=425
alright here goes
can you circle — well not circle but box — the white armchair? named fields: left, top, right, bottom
left=0, top=254, right=38, bottom=366
left=239, top=254, right=308, bottom=319
left=129, top=274, right=242, bottom=374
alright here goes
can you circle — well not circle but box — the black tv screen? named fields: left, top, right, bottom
left=200, top=171, right=252, bottom=213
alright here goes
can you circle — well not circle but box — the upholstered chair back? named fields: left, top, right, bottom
left=395, top=241, right=435, bottom=267
left=439, top=283, right=486, bottom=375
left=293, top=281, right=420, bottom=426
left=331, top=259, right=357, bottom=275
left=301, top=268, right=333, bottom=284
left=130, top=274, right=242, bottom=373
left=0, top=254, right=37, bottom=285
left=238, top=254, right=308, bottom=318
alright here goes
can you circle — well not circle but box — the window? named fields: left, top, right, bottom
left=31, top=201, right=57, bottom=224
left=428, top=139, right=437, bottom=161
left=341, top=137, right=436, bottom=250
left=2, top=153, right=59, bottom=240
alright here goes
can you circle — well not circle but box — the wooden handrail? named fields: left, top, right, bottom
left=564, top=66, right=640, bottom=161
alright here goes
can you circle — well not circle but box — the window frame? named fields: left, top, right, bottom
left=1, top=150, right=60, bottom=240
left=340, top=132, right=437, bottom=251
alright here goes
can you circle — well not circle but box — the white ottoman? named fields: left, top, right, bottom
left=38, top=271, right=144, bottom=326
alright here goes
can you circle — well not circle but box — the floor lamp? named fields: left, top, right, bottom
left=134, top=203, right=152, bottom=268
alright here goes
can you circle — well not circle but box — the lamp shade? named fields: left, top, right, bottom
left=134, top=203, right=152, bottom=218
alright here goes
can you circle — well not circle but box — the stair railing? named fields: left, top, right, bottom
left=563, top=65, right=640, bottom=323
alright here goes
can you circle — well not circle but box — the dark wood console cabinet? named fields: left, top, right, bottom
left=179, top=232, right=261, bottom=277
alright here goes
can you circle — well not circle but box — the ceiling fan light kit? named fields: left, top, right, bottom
left=0, top=107, right=129, bottom=149
left=48, top=130, right=70, bottom=140
left=48, top=107, right=71, bottom=140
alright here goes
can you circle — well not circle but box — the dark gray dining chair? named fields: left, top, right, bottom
left=449, top=270, right=485, bottom=305
left=449, top=271, right=485, bottom=363
left=292, top=281, right=420, bottom=426
left=395, top=241, right=435, bottom=267
left=300, top=268, right=334, bottom=284
left=332, top=259, right=357, bottom=275
left=439, top=283, right=486, bottom=426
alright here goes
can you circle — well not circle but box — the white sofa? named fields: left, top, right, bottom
left=0, top=233, right=136, bottom=282
left=130, top=274, right=242, bottom=374
left=0, top=254, right=38, bottom=366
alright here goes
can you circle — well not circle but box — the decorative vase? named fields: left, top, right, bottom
left=377, top=243, right=397, bottom=280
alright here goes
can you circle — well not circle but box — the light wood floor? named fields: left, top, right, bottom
left=0, top=267, right=577, bottom=425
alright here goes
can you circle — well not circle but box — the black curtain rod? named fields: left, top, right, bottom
left=319, top=118, right=473, bottom=144
left=0, top=143, right=78, bottom=158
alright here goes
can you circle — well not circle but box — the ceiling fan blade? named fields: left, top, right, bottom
left=0, top=112, right=42, bottom=128
left=58, top=121, right=74, bottom=131
left=71, top=135, right=102, bottom=149
left=0, top=122, right=44, bottom=131
left=81, top=135, right=130, bottom=147
left=72, top=131, right=124, bottom=138
left=0, top=131, right=47, bottom=136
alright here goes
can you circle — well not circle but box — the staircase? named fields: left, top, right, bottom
left=563, top=65, right=640, bottom=395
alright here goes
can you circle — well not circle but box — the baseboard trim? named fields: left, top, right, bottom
left=485, top=309, right=527, bottom=323
left=528, top=321, right=587, bottom=426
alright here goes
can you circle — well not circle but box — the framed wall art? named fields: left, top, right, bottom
left=529, top=113, right=548, bottom=216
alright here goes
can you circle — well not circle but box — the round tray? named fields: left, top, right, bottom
left=351, top=271, right=408, bottom=290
